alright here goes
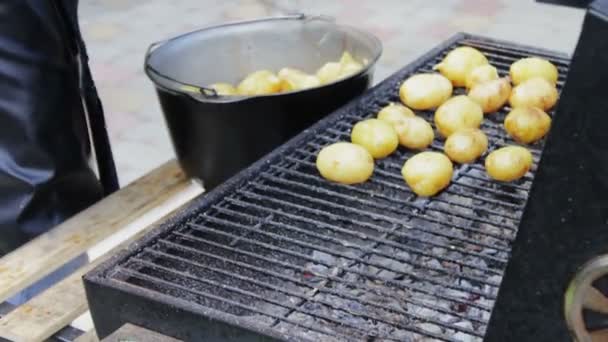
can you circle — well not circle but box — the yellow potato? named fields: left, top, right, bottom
left=509, top=77, right=558, bottom=111
left=444, top=129, right=488, bottom=164
left=434, top=46, right=489, bottom=87
left=377, top=103, right=415, bottom=127
left=434, top=95, right=484, bottom=138
left=510, top=57, right=559, bottom=85
left=209, top=83, right=237, bottom=95
left=237, top=70, right=282, bottom=95
left=465, top=64, right=499, bottom=89
left=316, top=62, right=342, bottom=84
left=399, top=73, right=453, bottom=110
left=340, top=62, right=363, bottom=78
left=394, top=116, right=435, bottom=150
left=316, top=142, right=374, bottom=184
left=351, top=119, right=399, bottom=159
left=485, top=146, right=533, bottom=182
left=316, top=52, right=364, bottom=84
left=278, top=68, right=321, bottom=92
left=402, top=152, right=453, bottom=197
left=504, top=107, right=552, bottom=144
left=468, top=77, right=512, bottom=114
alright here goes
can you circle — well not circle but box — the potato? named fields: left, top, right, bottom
left=468, top=77, right=512, bottom=114
left=510, top=57, right=559, bottom=85
left=399, top=73, right=453, bottom=110
left=237, top=70, right=282, bottom=95
left=209, top=83, right=237, bottom=96
left=504, top=107, right=552, bottom=144
left=377, top=103, right=415, bottom=127
left=434, top=46, right=489, bottom=87
left=485, top=146, right=533, bottom=182
left=509, top=77, right=558, bottom=111
left=316, top=142, right=374, bottom=184
left=278, top=68, right=321, bottom=92
left=339, top=51, right=363, bottom=77
left=444, top=129, right=488, bottom=163
left=316, top=52, right=363, bottom=84
left=465, top=64, right=499, bottom=89
left=316, top=62, right=342, bottom=84
left=394, top=116, right=435, bottom=150
left=434, top=95, right=484, bottom=138
left=402, top=152, right=453, bottom=197
left=351, top=119, right=399, bottom=159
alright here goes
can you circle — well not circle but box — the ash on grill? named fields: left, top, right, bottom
left=88, top=35, right=570, bottom=342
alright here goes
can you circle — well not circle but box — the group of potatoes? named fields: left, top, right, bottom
left=207, top=52, right=364, bottom=96
left=317, top=46, right=560, bottom=197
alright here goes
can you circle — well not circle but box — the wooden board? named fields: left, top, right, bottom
left=0, top=160, right=190, bottom=304
left=0, top=205, right=196, bottom=341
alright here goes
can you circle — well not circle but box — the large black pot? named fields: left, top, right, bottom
left=145, top=14, right=382, bottom=190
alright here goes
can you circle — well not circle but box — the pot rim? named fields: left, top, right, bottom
left=144, top=13, right=383, bottom=104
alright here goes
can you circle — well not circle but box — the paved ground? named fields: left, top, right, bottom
left=79, top=0, right=585, bottom=186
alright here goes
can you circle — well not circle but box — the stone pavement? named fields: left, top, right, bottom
left=78, top=0, right=585, bottom=186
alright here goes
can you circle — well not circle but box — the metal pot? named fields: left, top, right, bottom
left=145, top=14, right=382, bottom=190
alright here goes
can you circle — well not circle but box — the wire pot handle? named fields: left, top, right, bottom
left=564, top=255, right=608, bottom=342
left=143, top=13, right=335, bottom=98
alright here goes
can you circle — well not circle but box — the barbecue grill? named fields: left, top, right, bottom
left=84, top=31, right=574, bottom=341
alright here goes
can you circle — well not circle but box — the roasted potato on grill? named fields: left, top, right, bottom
left=504, top=107, right=552, bottom=144
left=468, top=77, right=512, bottom=114
left=399, top=73, right=453, bottom=110
left=351, top=119, right=399, bottom=159
left=444, top=128, right=488, bottom=164
left=236, top=70, right=282, bottom=95
left=394, top=116, right=435, bottom=150
left=509, top=77, right=558, bottom=111
left=485, top=146, right=533, bottom=182
left=466, top=64, right=499, bottom=89
left=316, top=142, right=374, bottom=184
left=434, top=95, right=484, bottom=138
left=402, top=152, right=453, bottom=197
left=377, top=103, right=415, bottom=127
left=510, top=57, right=558, bottom=85
left=434, top=46, right=489, bottom=87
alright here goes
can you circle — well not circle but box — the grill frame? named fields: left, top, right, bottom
left=85, top=32, right=570, bottom=341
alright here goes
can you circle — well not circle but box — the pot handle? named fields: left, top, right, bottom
left=144, top=39, right=219, bottom=97
left=564, top=255, right=608, bottom=341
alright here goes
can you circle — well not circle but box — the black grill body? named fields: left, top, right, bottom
left=486, top=2, right=608, bottom=340
left=84, top=33, right=570, bottom=341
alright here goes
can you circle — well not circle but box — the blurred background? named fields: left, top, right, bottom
left=79, top=0, right=585, bottom=185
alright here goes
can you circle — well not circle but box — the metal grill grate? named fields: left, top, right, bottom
left=96, top=35, right=570, bottom=341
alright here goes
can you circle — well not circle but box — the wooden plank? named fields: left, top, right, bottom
left=0, top=160, right=190, bottom=304
left=0, top=193, right=201, bottom=342
left=591, top=329, right=608, bottom=342
left=74, top=329, right=98, bottom=342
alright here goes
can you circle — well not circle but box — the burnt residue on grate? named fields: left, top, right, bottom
left=88, top=34, right=570, bottom=342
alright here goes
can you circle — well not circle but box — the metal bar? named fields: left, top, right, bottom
left=114, top=267, right=362, bottom=341
left=138, top=248, right=478, bottom=339
left=246, top=182, right=513, bottom=248
left=218, top=202, right=502, bottom=275
left=161, top=233, right=493, bottom=312
left=185, top=220, right=498, bottom=300
left=271, top=163, right=521, bottom=229
left=236, top=189, right=510, bottom=262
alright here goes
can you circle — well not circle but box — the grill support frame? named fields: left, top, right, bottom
left=84, top=33, right=570, bottom=341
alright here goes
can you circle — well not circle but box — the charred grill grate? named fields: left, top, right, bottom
left=87, top=34, right=570, bottom=342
